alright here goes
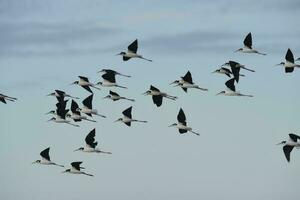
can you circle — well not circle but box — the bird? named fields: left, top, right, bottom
left=32, top=147, right=64, bottom=167
left=66, top=99, right=96, bottom=122
left=74, top=128, right=112, bottom=154
left=77, top=94, right=106, bottom=118
left=47, top=100, right=80, bottom=127
left=103, top=90, right=135, bottom=102
left=47, top=90, right=79, bottom=100
left=223, top=61, right=255, bottom=73
left=62, top=162, right=94, bottom=177
left=114, top=106, right=147, bottom=126
left=170, top=71, right=208, bottom=93
left=168, top=108, right=200, bottom=136
left=96, top=72, right=127, bottom=89
left=71, top=76, right=101, bottom=93
left=235, top=32, right=266, bottom=55
left=98, top=69, right=131, bottom=78
left=276, top=49, right=300, bottom=73
left=143, top=85, right=177, bottom=107
left=216, top=78, right=253, bottom=97
left=0, top=94, right=17, bottom=104
left=212, top=67, right=245, bottom=79
left=277, top=133, right=300, bottom=162
left=116, top=39, right=152, bottom=62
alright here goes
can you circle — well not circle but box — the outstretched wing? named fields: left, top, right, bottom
left=285, top=48, right=294, bottom=63
left=40, top=147, right=50, bottom=161
left=177, top=108, right=186, bottom=123
left=225, top=78, right=236, bottom=92
left=182, top=71, right=193, bottom=84
left=85, top=129, right=98, bottom=148
left=128, top=39, right=138, bottom=53
left=82, top=95, right=93, bottom=109
left=122, top=106, right=132, bottom=118
left=243, top=32, right=252, bottom=49
left=71, top=161, right=83, bottom=171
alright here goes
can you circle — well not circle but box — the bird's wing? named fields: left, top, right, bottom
left=285, top=48, right=294, bottom=63
left=179, top=129, right=188, bottom=134
left=85, top=128, right=97, bottom=148
left=127, top=39, right=138, bottom=53
left=56, top=108, right=69, bottom=119
left=225, top=78, right=236, bottom=92
left=55, top=90, right=65, bottom=96
left=71, top=162, right=82, bottom=171
left=230, top=66, right=240, bottom=83
left=122, top=106, right=132, bottom=118
left=71, top=100, right=80, bottom=115
left=283, top=145, right=294, bottom=162
left=150, top=85, right=160, bottom=92
left=82, top=95, right=93, bottom=109
left=123, top=56, right=131, bottom=61
left=0, top=98, right=6, bottom=104
left=109, top=90, right=119, bottom=97
left=243, top=32, right=252, bottom=49
left=82, top=85, right=93, bottom=93
left=152, top=95, right=163, bottom=107
left=289, top=133, right=300, bottom=142
left=56, top=100, right=68, bottom=110
left=40, top=147, right=50, bottom=161
left=102, top=72, right=116, bottom=83
left=285, top=67, right=294, bottom=73
left=79, top=76, right=89, bottom=82
left=182, top=71, right=193, bottom=84
left=182, top=87, right=187, bottom=93
left=177, top=108, right=186, bottom=123
left=125, top=122, right=131, bottom=127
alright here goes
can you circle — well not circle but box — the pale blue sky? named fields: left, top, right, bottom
left=1, top=0, right=300, bottom=199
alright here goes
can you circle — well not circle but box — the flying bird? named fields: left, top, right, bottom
left=212, top=67, right=245, bottom=79
left=0, top=94, right=17, bottom=104
left=32, top=147, right=64, bottom=167
left=114, top=106, right=147, bottom=126
left=67, top=100, right=96, bottom=122
left=168, top=108, right=200, bottom=136
left=103, top=90, right=135, bottom=102
left=62, top=162, right=94, bottom=177
left=117, top=39, right=152, bottom=62
left=235, top=32, right=266, bottom=55
left=77, top=95, right=106, bottom=118
left=143, top=85, right=177, bottom=107
left=223, top=61, right=255, bottom=73
left=98, top=69, right=131, bottom=78
left=170, top=71, right=208, bottom=93
left=216, top=78, right=253, bottom=97
left=97, top=72, right=127, bottom=89
left=277, top=133, right=300, bottom=162
left=276, top=49, right=300, bottom=73
left=71, top=76, right=101, bottom=93
left=74, top=128, right=112, bottom=154
left=46, top=90, right=79, bottom=100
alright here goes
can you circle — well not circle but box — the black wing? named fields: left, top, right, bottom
left=285, top=67, right=294, bottom=73
left=228, top=61, right=239, bottom=68
left=243, top=32, right=252, bottom=49
left=125, top=122, right=131, bottom=127
left=182, top=71, right=193, bottom=84
left=283, top=145, right=294, bottom=162
left=71, top=161, right=82, bottom=171
left=179, top=129, right=188, bottom=134
left=285, top=48, right=294, bottom=63
left=0, top=98, right=6, bottom=104
left=82, top=85, right=93, bottom=93
left=82, top=95, right=93, bottom=109
left=128, top=39, right=138, bottom=53
left=182, top=87, right=187, bottom=93
left=102, top=72, right=116, bottom=83
left=230, top=66, right=241, bottom=83
left=40, top=147, right=50, bottom=161
left=225, top=78, right=236, bottom=92
left=71, top=100, right=80, bottom=115
left=152, top=95, right=163, bottom=107
left=55, top=90, right=65, bottom=97
left=177, top=108, right=186, bottom=123
left=79, top=76, right=89, bottom=82
left=122, top=106, right=132, bottom=118
left=85, top=128, right=97, bottom=148
left=109, top=90, right=119, bottom=97
left=56, top=108, right=69, bottom=119
left=103, top=69, right=116, bottom=74
left=289, top=133, right=300, bottom=142
left=150, top=85, right=160, bottom=92
left=123, top=56, right=131, bottom=61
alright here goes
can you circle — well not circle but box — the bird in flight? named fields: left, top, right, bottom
left=277, top=133, right=300, bottom=162
left=32, top=147, right=64, bottom=167
left=276, top=48, right=300, bottom=73
left=0, top=93, right=17, bottom=104
left=62, top=162, right=94, bottom=177
left=116, top=39, right=152, bottom=62
left=235, top=32, right=266, bottom=55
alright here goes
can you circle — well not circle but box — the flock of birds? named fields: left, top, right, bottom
left=2, top=32, right=300, bottom=177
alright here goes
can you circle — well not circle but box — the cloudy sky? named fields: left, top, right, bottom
left=1, top=0, right=300, bottom=199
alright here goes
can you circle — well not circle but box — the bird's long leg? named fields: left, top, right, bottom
left=242, top=67, right=255, bottom=72
left=66, top=122, right=80, bottom=127
left=133, top=119, right=147, bottom=123
left=240, top=74, right=246, bottom=77
left=91, top=85, right=101, bottom=90
left=118, top=73, right=131, bottom=78
left=195, top=86, right=208, bottom=91
left=98, top=150, right=112, bottom=154
left=67, top=95, right=80, bottom=99
left=189, top=130, right=200, bottom=136
left=140, top=57, right=152, bottom=62
left=116, top=85, right=128, bottom=89
left=83, top=118, right=97, bottom=122
left=53, top=163, right=64, bottom=167
left=256, top=51, right=266, bottom=56
left=83, top=172, right=94, bottom=177
left=6, top=96, right=17, bottom=100
left=95, top=113, right=106, bottom=118
left=164, top=94, right=177, bottom=100
left=239, top=94, right=254, bottom=97
left=124, top=97, right=135, bottom=102
left=5, top=98, right=15, bottom=102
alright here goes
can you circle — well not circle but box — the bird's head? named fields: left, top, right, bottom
left=276, top=141, right=286, bottom=145
left=32, top=160, right=41, bottom=164
left=66, top=113, right=72, bottom=118
left=142, top=90, right=151, bottom=95
left=212, top=69, right=220, bottom=73
left=74, top=147, right=84, bottom=152
left=168, top=123, right=177, bottom=127
left=235, top=48, right=243, bottom=53
left=216, top=91, right=226, bottom=96
left=116, top=52, right=126, bottom=56
left=70, top=81, right=79, bottom=85
left=222, top=62, right=230, bottom=66
left=114, top=118, right=123, bottom=123
left=275, top=62, right=285, bottom=66
left=97, top=69, right=106, bottom=73
left=62, top=169, right=71, bottom=174
left=169, top=80, right=179, bottom=85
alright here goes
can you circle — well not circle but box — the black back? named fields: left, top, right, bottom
left=0, top=98, right=6, bottom=104
left=150, top=85, right=160, bottom=92
left=243, top=32, right=252, bottom=49
left=85, top=128, right=98, bottom=148
left=122, top=106, right=132, bottom=118
left=285, top=48, right=294, bottom=63
left=71, top=161, right=82, bottom=171
left=56, top=107, right=69, bottom=119
left=182, top=71, right=193, bottom=84
left=82, top=95, right=93, bottom=109
left=40, top=147, right=50, bottom=161
left=79, top=76, right=89, bottom=82
left=177, top=108, right=186, bottom=124
left=225, top=78, right=236, bottom=92
left=102, top=72, right=116, bottom=83
left=289, top=133, right=300, bottom=142
left=128, top=39, right=138, bottom=53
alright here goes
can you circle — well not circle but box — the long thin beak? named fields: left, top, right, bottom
left=215, top=92, right=222, bottom=96
left=46, top=119, right=52, bottom=122
left=169, top=81, right=177, bottom=85
left=45, top=111, right=52, bottom=115
left=115, top=53, right=121, bottom=56
left=276, top=142, right=282, bottom=145
left=275, top=63, right=282, bottom=66
left=61, top=171, right=66, bottom=174
left=46, top=93, right=52, bottom=96
left=142, top=91, right=148, bottom=95
left=114, top=119, right=119, bottom=123
left=211, top=70, right=217, bottom=73
left=234, top=49, right=240, bottom=53
left=74, top=148, right=80, bottom=152
left=32, top=161, right=36, bottom=164
left=168, top=124, right=175, bottom=127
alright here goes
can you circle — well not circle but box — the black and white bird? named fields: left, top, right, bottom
left=98, top=69, right=131, bottom=78
left=276, top=49, right=300, bottom=73
left=143, top=85, right=177, bottom=107
left=170, top=71, right=208, bottom=93
left=0, top=94, right=17, bottom=104
left=168, top=108, right=200, bottom=136
left=235, top=32, right=266, bottom=55
left=67, top=100, right=96, bottom=122
left=47, top=100, right=80, bottom=127
left=277, top=133, right=300, bottom=162
left=97, top=72, right=127, bottom=89
left=216, top=78, right=253, bottom=97
left=103, top=90, right=135, bottom=102
left=47, top=90, right=79, bottom=100
left=32, top=147, right=64, bottom=167
left=212, top=67, right=245, bottom=80
left=71, top=76, right=101, bottom=93
left=62, top=162, right=93, bottom=177
left=117, top=39, right=152, bottom=62
left=77, top=95, right=106, bottom=118
left=74, top=128, right=112, bottom=154
left=114, top=106, right=147, bottom=126
left=223, top=61, right=255, bottom=73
